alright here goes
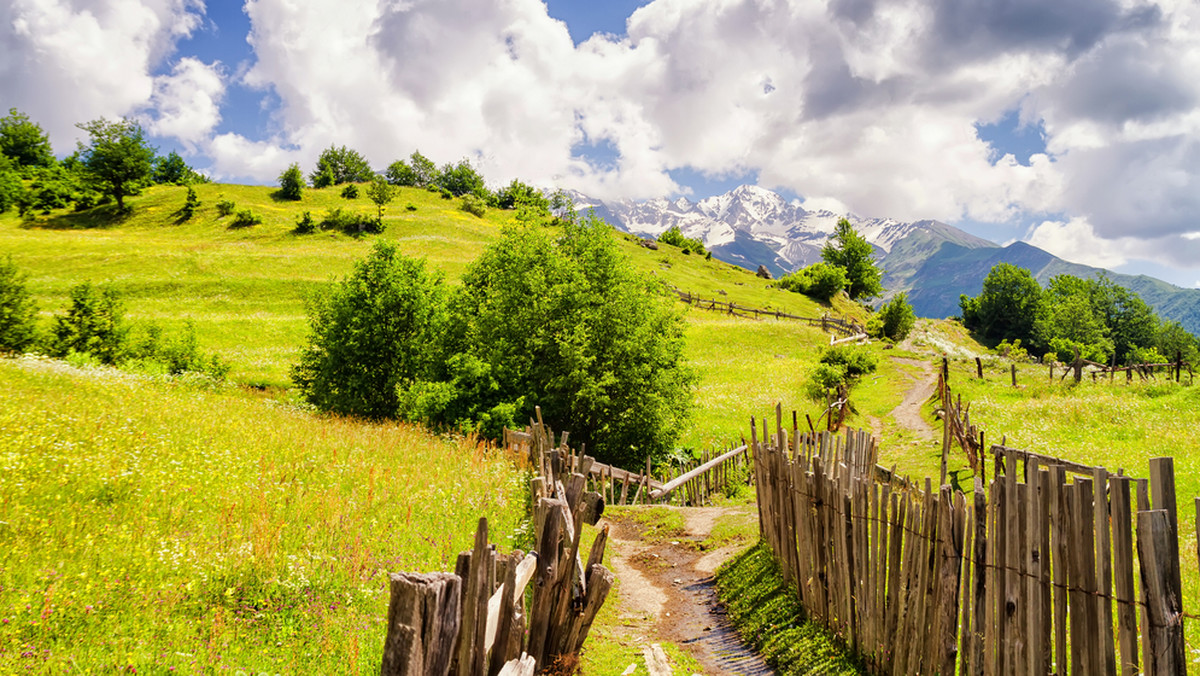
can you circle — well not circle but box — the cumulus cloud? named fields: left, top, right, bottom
left=148, top=57, right=225, bottom=148
left=0, top=0, right=204, bottom=147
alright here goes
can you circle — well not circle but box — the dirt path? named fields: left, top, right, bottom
left=889, top=356, right=937, bottom=441
left=602, top=506, right=774, bottom=675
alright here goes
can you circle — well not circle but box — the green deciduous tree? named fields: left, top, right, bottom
left=310, top=146, right=373, bottom=187
left=0, top=256, right=39, bottom=353
left=873, top=292, right=916, bottom=341
left=292, top=242, right=449, bottom=419
left=657, top=225, right=707, bottom=255
left=278, top=163, right=305, bottom=200
left=959, top=263, right=1044, bottom=342
left=408, top=151, right=439, bottom=187
left=821, top=218, right=882, bottom=300
left=152, top=151, right=207, bottom=185
left=385, top=159, right=418, bottom=186
left=775, top=262, right=847, bottom=302
left=435, top=158, right=488, bottom=198
left=0, top=108, right=54, bottom=169
left=367, top=175, right=395, bottom=221
left=75, top=118, right=156, bottom=212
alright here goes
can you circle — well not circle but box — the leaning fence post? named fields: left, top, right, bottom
left=1136, top=509, right=1185, bottom=675
left=381, top=572, right=462, bottom=676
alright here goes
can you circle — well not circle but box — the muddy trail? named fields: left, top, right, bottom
left=601, top=506, right=774, bottom=675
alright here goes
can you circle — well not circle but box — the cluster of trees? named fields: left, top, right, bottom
left=657, top=226, right=707, bottom=256
left=0, top=109, right=205, bottom=217
left=776, top=218, right=884, bottom=303
left=0, top=256, right=227, bottom=378
left=292, top=213, right=694, bottom=468
left=960, top=263, right=1199, bottom=365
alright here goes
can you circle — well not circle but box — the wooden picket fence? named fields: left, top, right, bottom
left=751, top=404, right=1190, bottom=675
left=579, top=444, right=753, bottom=507
left=380, top=417, right=613, bottom=675
left=671, top=287, right=861, bottom=336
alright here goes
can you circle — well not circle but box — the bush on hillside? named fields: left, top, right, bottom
left=310, top=145, right=373, bottom=187
left=178, top=186, right=200, bottom=220
left=775, top=262, right=847, bottom=302
left=230, top=209, right=262, bottom=228
left=294, top=211, right=316, bottom=234
left=320, top=207, right=382, bottom=235
left=805, top=344, right=877, bottom=402
left=51, top=282, right=126, bottom=364
left=292, top=242, right=449, bottom=419
left=657, top=225, right=706, bottom=255
left=278, top=162, right=305, bottom=200
left=0, top=255, right=39, bottom=353
left=215, top=199, right=235, bottom=216
left=461, top=194, right=487, bottom=217
left=870, top=293, right=915, bottom=341
left=124, top=321, right=230, bottom=379
left=340, top=184, right=359, bottom=199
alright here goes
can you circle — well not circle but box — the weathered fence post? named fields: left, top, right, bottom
left=381, top=572, right=462, bottom=676
left=1011, top=363, right=1017, bottom=387
left=1136, top=509, right=1185, bottom=675
left=975, top=357, right=983, bottom=379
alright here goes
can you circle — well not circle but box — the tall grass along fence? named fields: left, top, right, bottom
left=671, top=287, right=861, bottom=336
left=751, top=403, right=1193, bottom=675
left=381, top=417, right=613, bottom=676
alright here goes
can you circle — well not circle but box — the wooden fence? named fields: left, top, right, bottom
left=671, top=287, right=861, bottom=336
left=751, top=404, right=1190, bottom=675
left=574, top=444, right=752, bottom=507
left=381, top=417, right=613, bottom=675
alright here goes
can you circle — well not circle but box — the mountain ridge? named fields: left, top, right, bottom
left=572, top=186, right=1200, bottom=334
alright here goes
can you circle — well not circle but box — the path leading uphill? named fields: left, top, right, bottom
left=889, top=356, right=938, bottom=441
left=600, top=506, right=774, bottom=675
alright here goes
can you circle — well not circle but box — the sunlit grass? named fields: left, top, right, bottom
left=0, top=356, right=525, bottom=673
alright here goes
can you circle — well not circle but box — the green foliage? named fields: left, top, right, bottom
left=775, top=262, right=847, bottom=302
left=407, top=150, right=440, bottom=187
left=292, top=241, right=449, bottom=419
left=51, top=282, right=126, bottom=364
left=0, top=108, right=54, bottom=168
left=874, top=292, right=915, bottom=341
left=319, top=207, right=382, bottom=235
left=495, top=180, right=548, bottom=211
left=0, top=164, right=22, bottom=213
left=75, top=117, right=156, bottom=211
left=230, top=209, right=262, bottom=228
left=460, top=193, right=487, bottom=217
left=995, top=338, right=1030, bottom=362
left=178, top=186, right=200, bottom=220
left=277, top=162, right=305, bottom=200
left=152, top=151, right=207, bottom=185
left=1155, top=320, right=1200, bottom=365
left=657, top=225, right=706, bottom=255
left=390, top=219, right=694, bottom=466
left=340, top=183, right=359, bottom=199
left=123, top=321, right=231, bottom=379
left=805, top=344, right=877, bottom=401
left=821, top=218, right=882, bottom=301
left=959, top=263, right=1043, bottom=342
left=366, top=175, right=395, bottom=221
left=385, top=159, right=419, bottom=186
left=215, top=199, right=236, bottom=216
left=310, top=145, right=373, bottom=187
left=435, top=158, right=489, bottom=198
left=0, top=256, right=39, bottom=353
left=293, top=210, right=315, bottom=234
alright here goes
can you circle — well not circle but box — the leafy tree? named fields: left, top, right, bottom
left=385, top=159, right=418, bottom=186
left=292, top=242, right=449, bottom=419
left=959, top=263, right=1043, bottom=342
left=0, top=256, right=39, bottom=353
left=435, top=158, right=488, bottom=198
left=310, top=145, right=373, bottom=187
left=52, top=282, right=126, bottom=364
left=340, top=184, right=359, bottom=199
left=408, top=151, right=440, bottom=187
left=460, top=194, right=487, bottom=217
left=152, top=151, right=206, bottom=185
left=873, top=292, right=916, bottom=341
left=0, top=163, right=22, bottom=213
left=657, top=225, right=707, bottom=255
left=495, top=180, right=549, bottom=212
left=0, top=108, right=54, bottom=169
left=775, top=262, right=847, bottom=302
left=1155, top=321, right=1199, bottom=365
left=278, top=162, right=305, bottom=200
left=75, top=118, right=156, bottom=212
left=805, top=344, right=877, bottom=401
left=367, top=175, right=395, bottom=221
left=821, top=218, right=882, bottom=300
left=409, top=217, right=694, bottom=467
left=1081, top=275, right=1158, bottom=363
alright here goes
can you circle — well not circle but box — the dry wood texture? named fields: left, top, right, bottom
left=752, top=402, right=1190, bottom=676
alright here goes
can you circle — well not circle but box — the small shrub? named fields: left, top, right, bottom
left=230, top=209, right=262, bottom=228
left=406, top=204, right=417, bottom=211
left=657, top=225, right=706, bottom=255
left=52, top=282, right=125, bottom=364
left=215, top=199, right=235, bottom=216
left=873, top=293, right=916, bottom=341
left=294, top=211, right=315, bottom=234
left=340, top=184, right=359, bottom=199
left=0, top=255, right=39, bottom=353
left=995, top=338, right=1030, bottom=362
left=775, top=262, right=846, bottom=302
left=440, top=188, right=453, bottom=200
left=278, top=162, right=305, bottom=200
left=320, top=207, right=382, bottom=236
left=178, top=186, right=200, bottom=220
left=460, top=194, right=487, bottom=217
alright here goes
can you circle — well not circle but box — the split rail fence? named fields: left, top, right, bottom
left=380, top=417, right=613, bottom=676
left=752, top=404, right=1192, bottom=675
left=671, top=287, right=861, bottom=336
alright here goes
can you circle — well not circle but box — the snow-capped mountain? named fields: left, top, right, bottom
left=571, top=185, right=973, bottom=278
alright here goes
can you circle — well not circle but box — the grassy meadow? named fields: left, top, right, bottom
left=0, top=357, right=525, bottom=672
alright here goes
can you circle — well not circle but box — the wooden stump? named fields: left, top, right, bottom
left=381, top=572, right=462, bottom=676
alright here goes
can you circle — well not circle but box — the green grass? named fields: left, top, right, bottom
left=0, top=356, right=525, bottom=673
left=715, top=542, right=866, bottom=675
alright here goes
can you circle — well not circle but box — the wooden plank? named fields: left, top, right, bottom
left=1110, top=476, right=1139, bottom=676
left=969, top=478, right=987, bottom=676
left=986, top=480, right=1001, bottom=676
left=1037, top=469, right=1053, bottom=675
left=935, top=487, right=965, bottom=675
left=883, top=490, right=905, bottom=670
left=1093, top=466, right=1116, bottom=676
left=1148, top=458, right=1181, bottom=602
left=1002, top=451, right=1019, bottom=673
left=1075, top=478, right=1100, bottom=676
left=1025, top=461, right=1044, bottom=676
left=1137, top=478, right=1151, bottom=674
left=381, top=572, right=462, bottom=676
left=1136, top=510, right=1186, bottom=675
left=1049, top=466, right=1068, bottom=675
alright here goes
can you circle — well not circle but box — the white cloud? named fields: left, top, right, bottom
left=1026, top=218, right=1129, bottom=268
left=148, top=57, right=225, bottom=149
left=0, top=0, right=204, bottom=148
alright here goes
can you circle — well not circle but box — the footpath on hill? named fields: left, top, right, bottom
left=598, top=505, right=774, bottom=675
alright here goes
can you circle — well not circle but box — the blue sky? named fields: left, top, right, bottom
left=3, top=0, right=1200, bottom=287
